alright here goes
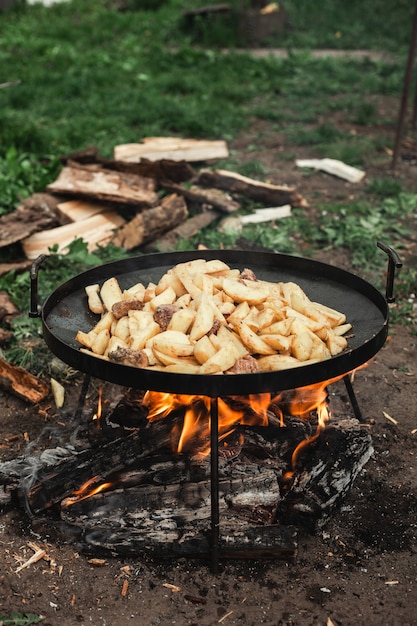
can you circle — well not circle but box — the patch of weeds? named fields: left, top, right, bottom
left=316, top=136, right=377, bottom=167
left=305, top=193, right=416, bottom=325
left=235, top=160, right=269, bottom=178
left=365, top=177, right=403, bottom=197
left=351, top=101, right=379, bottom=125
left=0, top=239, right=129, bottom=371
left=0, top=613, right=43, bottom=626
left=389, top=267, right=417, bottom=326
left=285, top=122, right=345, bottom=147
left=0, top=148, right=60, bottom=215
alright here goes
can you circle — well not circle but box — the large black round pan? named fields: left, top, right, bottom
left=40, top=249, right=389, bottom=396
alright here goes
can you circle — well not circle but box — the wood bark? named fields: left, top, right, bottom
left=0, top=358, right=49, bottom=404
left=111, top=193, right=188, bottom=250
left=47, top=166, right=159, bottom=207
left=143, top=209, right=221, bottom=253
left=197, top=168, right=308, bottom=207
left=0, top=193, right=60, bottom=249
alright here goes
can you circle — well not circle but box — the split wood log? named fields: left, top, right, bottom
left=197, top=168, right=308, bottom=207
left=0, top=291, right=20, bottom=324
left=114, top=137, right=229, bottom=163
left=0, top=259, right=32, bottom=278
left=0, top=358, right=49, bottom=404
left=21, top=211, right=125, bottom=259
left=60, top=145, right=197, bottom=183
left=111, top=193, right=188, bottom=250
left=161, top=181, right=240, bottom=213
left=56, top=199, right=111, bottom=223
left=143, top=209, right=221, bottom=253
left=0, top=193, right=60, bottom=249
left=46, top=166, right=159, bottom=207
left=110, top=158, right=196, bottom=183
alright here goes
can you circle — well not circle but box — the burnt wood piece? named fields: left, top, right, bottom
left=61, top=469, right=280, bottom=523
left=0, top=193, right=60, bottom=248
left=111, top=193, right=188, bottom=250
left=46, top=166, right=159, bottom=208
left=21, top=418, right=182, bottom=514
left=52, top=520, right=297, bottom=560
left=277, top=419, right=374, bottom=530
left=160, top=181, right=240, bottom=213
left=197, top=169, right=308, bottom=208
left=143, top=209, right=221, bottom=253
left=0, top=358, right=50, bottom=404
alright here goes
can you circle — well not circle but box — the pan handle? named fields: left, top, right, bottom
left=29, top=254, right=48, bottom=318
left=377, top=242, right=402, bottom=303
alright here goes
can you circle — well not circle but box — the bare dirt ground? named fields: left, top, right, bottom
left=1, top=99, right=416, bottom=625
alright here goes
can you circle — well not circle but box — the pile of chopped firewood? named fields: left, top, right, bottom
left=0, top=137, right=307, bottom=276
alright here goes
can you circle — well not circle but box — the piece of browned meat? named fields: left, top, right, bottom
left=153, top=304, right=179, bottom=331
left=111, top=299, right=144, bottom=319
left=108, top=346, right=149, bottom=368
left=227, top=354, right=260, bottom=374
left=240, top=268, right=257, bottom=281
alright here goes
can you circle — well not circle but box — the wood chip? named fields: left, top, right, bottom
left=121, top=579, right=129, bottom=597
left=163, top=583, right=181, bottom=592
left=218, top=611, right=234, bottom=623
left=15, top=548, right=47, bottom=573
left=87, top=558, right=107, bottom=566
left=296, top=158, right=365, bottom=183
left=383, top=411, right=398, bottom=425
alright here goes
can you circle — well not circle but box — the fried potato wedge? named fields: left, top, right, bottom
left=222, top=278, right=269, bottom=305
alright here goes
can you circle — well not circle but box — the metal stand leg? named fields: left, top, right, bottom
left=392, top=0, right=417, bottom=169
left=75, top=374, right=91, bottom=422
left=210, top=396, right=220, bottom=573
left=343, top=375, right=364, bottom=422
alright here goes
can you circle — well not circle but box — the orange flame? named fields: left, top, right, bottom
left=92, top=386, right=103, bottom=422
left=61, top=476, right=113, bottom=507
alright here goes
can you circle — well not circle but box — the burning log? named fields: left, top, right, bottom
left=278, top=419, right=374, bottom=530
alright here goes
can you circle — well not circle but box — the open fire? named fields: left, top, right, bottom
left=32, top=368, right=373, bottom=573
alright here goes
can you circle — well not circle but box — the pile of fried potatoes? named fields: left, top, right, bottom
left=75, top=258, right=352, bottom=374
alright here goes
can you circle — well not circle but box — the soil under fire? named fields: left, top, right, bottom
left=1, top=106, right=417, bottom=626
